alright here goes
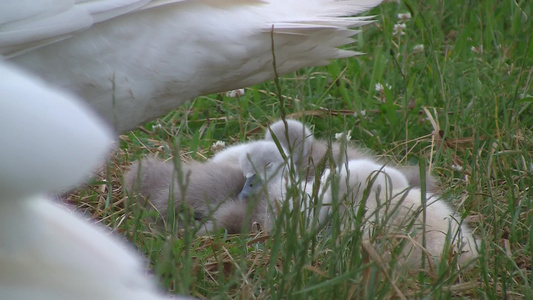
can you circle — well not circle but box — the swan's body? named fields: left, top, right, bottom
left=0, top=63, right=187, bottom=299
left=265, top=119, right=438, bottom=191
left=2, top=0, right=382, bottom=133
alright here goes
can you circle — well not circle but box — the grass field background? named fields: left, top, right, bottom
left=70, top=0, right=532, bottom=298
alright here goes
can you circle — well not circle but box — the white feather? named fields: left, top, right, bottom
left=2, top=0, right=382, bottom=132
left=0, top=62, right=188, bottom=299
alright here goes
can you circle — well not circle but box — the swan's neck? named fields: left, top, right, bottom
left=0, top=196, right=42, bottom=252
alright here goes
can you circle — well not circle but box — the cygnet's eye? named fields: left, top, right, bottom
left=246, top=174, right=262, bottom=189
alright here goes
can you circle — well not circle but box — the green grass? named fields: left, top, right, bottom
left=71, top=0, right=532, bottom=298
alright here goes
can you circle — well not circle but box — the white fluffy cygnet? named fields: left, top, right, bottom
left=363, top=188, right=478, bottom=267
left=238, top=140, right=332, bottom=228
left=324, top=158, right=477, bottom=268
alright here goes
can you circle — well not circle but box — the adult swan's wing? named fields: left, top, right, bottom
left=0, top=0, right=150, bottom=57
left=3, top=0, right=382, bottom=133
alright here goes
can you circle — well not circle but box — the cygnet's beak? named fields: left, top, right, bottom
left=239, top=174, right=261, bottom=201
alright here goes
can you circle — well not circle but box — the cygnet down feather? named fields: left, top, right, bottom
left=238, top=141, right=289, bottom=202
left=125, top=157, right=244, bottom=223
left=264, top=119, right=438, bottom=191
left=366, top=189, right=478, bottom=268
left=324, top=160, right=477, bottom=268
left=238, top=140, right=331, bottom=228
left=124, top=155, right=274, bottom=234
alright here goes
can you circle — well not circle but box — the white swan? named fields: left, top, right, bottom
left=0, top=62, right=188, bottom=299
left=2, top=0, right=382, bottom=133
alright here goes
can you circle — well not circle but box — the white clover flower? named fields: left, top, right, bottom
left=335, top=130, right=352, bottom=142
left=413, top=44, right=424, bottom=53
left=393, top=23, right=406, bottom=36
left=397, top=12, right=411, bottom=20
left=451, top=164, right=463, bottom=172
left=211, top=140, right=226, bottom=152
left=375, top=82, right=391, bottom=93
left=470, top=45, right=483, bottom=54
left=225, top=89, right=245, bottom=98
left=353, top=110, right=366, bottom=117
left=375, top=83, right=384, bottom=93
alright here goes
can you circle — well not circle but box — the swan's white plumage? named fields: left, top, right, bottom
left=0, top=0, right=151, bottom=56
left=0, top=62, right=188, bottom=299
left=2, top=0, right=382, bottom=132
left=0, top=63, right=111, bottom=199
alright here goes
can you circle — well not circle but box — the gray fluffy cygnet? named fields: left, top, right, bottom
left=124, top=157, right=259, bottom=234
left=124, top=144, right=287, bottom=235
